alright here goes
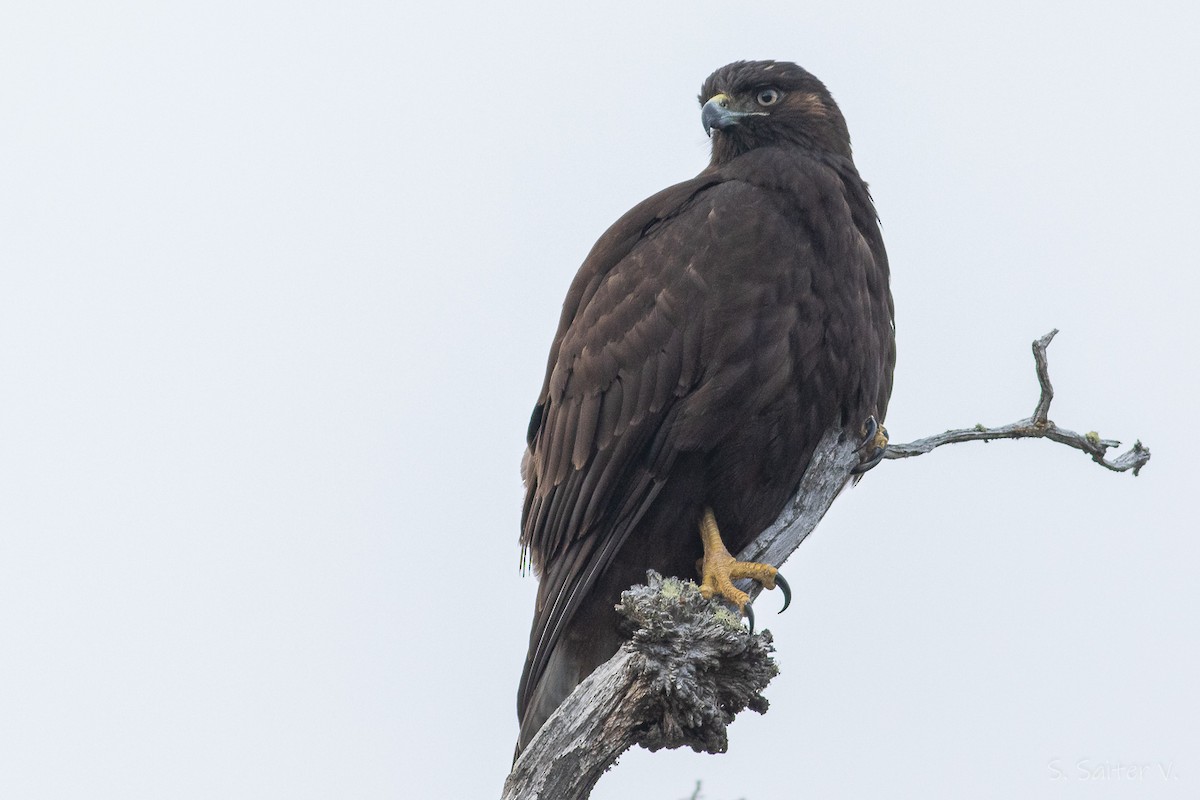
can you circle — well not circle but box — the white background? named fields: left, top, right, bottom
left=2, top=1, right=1196, bottom=798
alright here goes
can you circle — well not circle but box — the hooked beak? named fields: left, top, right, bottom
left=701, top=93, right=764, bottom=136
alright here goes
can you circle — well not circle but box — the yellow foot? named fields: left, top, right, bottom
left=696, top=508, right=791, bottom=632
left=850, top=415, right=889, bottom=475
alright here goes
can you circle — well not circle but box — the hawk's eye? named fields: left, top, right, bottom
left=756, top=88, right=781, bottom=107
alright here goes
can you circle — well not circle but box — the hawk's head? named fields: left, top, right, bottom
left=699, top=61, right=853, bottom=165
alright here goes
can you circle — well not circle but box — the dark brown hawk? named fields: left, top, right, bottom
left=516, top=60, right=895, bottom=754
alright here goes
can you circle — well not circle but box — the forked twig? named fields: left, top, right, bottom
left=884, top=330, right=1151, bottom=475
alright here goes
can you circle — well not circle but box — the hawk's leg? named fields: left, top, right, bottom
left=850, top=415, right=889, bottom=475
left=696, top=507, right=791, bottom=632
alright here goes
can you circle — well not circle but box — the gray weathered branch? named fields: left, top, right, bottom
left=503, top=331, right=1151, bottom=798
left=882, top=330, right=1151, bottom=476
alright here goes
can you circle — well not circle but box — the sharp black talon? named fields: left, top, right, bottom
left=850, top=445, right=886, bottom=474
left=856, top=415, right=879, bottom=452
left=851, top=418, right=888, bottom=475
left=744, top=602, right=755, bottom=635
left=775, top=573, right=792, bottom=613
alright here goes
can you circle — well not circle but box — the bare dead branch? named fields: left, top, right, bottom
left=504, top=331, right=1151, bottom=797
left=1031, top=329, right=1058, bottom=423
left=884, top=330, right=1151, bottom=476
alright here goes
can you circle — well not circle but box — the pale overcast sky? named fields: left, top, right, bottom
left=2, top=1, right=1197, bottom=798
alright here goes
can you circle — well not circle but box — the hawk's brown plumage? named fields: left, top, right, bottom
left=516, top=61, right=895, bottom=753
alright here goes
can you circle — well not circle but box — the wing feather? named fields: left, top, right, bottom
left=572, top=391, right=602, bottom=470
left=518, top=178, right=723, bottom=711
